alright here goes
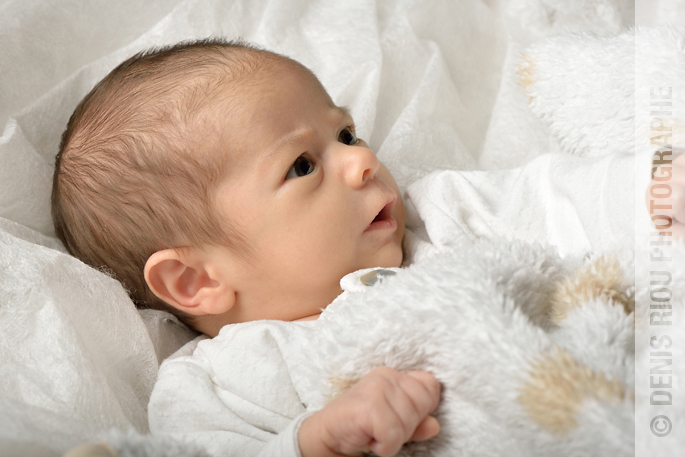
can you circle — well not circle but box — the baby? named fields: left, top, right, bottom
left=52, top=39, right=440, bottom=457
left=53, top=36, right=655, bottom=457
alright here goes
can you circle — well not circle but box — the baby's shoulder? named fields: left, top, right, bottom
left=153, top=319, right=322, bottom=416
left=162, top=320, right=317, bottom=375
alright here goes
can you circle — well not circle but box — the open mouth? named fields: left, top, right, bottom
left=373, top=203, right=392, bottom=223
left=365, top=197, right=397, bottom=232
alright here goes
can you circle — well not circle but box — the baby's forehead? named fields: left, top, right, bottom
left=208, top=64, right=344, bottom=170
left=209, top=59, right=337, bottom=125
left=186, top=58, right=326, bottom=131
left=232, top=57, right=329, bottom=98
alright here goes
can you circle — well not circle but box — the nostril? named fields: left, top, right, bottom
left=361, top=168, right=374, bottom=183
left=361, top=160, right=379, bottom=183
left=344, top=147, right=379, bottom=187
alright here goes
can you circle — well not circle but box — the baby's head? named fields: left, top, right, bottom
left=52, top=39, right=405, bottom=336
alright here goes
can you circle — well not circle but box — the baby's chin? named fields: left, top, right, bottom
left=378, top=238, right=405, bottom=269
left=392, top=236, right=405, bottom=266
left=394, top=227, right=406, bottom=266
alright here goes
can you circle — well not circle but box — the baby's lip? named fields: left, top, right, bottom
left=364, top=193, right=397, bottom=231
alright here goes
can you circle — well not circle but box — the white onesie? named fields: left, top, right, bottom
left=147, top=268, right=392, bottom=457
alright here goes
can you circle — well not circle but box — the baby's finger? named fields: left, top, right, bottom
left=374, top=379, right=429, bottom=444
left=367, top=406, right=409, bottom=457
left=646, top=181, right=685, bottom=222
left=674, top=153, right=685, bottom=168
left=671, top=185, right=685, bottom=223
left=668, top=221, right=685, bottom=240
left=410, top=415, right=440, bottom=442
left=651, top=154, right=685, bottom=186
left=404, top=370, right=442, bottom=413
left=367, top=370, right=440, bottom=455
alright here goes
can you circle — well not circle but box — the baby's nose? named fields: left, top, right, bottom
left=343, top=146, right=380, bottom=189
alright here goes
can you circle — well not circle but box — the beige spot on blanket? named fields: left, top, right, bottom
left=650, top=117, right=684, bottom=147
left=516, top=54, right=536, bottom=103
left=518, top=347, right=630, bottom=434
left=550, top=255, right=633, bottom=323
left=63, top=442, right=119, bottom=457
left=328, top=376, right=360, bottom=403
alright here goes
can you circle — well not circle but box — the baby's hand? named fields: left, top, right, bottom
left=647, top=153, right=685, bottom=239
left=298, top=367, right=441, bottom=457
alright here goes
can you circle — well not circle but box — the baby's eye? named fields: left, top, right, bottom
left=338, top=127, right=358, bottom=146
left=286, top=155, right=316, bottom=179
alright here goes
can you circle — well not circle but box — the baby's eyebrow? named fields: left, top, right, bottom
left=334, top=105, right=353, bottom=124
left=267, top=128, right=315, bottom=161
left=265, top=106, right=354, bottom=161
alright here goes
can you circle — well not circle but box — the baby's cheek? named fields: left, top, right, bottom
left=386, top=237, right=405, bottom=268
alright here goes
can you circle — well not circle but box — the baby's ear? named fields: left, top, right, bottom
left=144, top=248, right=236, bottom=316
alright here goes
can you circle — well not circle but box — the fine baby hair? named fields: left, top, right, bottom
left=51, top=39, right=284, bottom=325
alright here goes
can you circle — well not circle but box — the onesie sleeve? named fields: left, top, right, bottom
left=148, top=324, right=317, bottom=457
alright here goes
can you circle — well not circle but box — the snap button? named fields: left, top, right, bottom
left=360, top=269, right=397, bottom=286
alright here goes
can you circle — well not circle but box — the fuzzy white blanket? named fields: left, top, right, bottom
left=311, top=241, right=635, bottom=457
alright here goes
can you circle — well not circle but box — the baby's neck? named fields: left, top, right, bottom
left=292, top=313, right=321, bottom=322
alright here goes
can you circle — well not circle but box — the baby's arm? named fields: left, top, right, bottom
left=646, top=153, right=685, bottom=239
left=298, top=367, right=441, bottom=457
